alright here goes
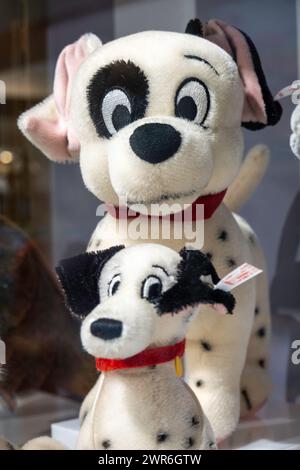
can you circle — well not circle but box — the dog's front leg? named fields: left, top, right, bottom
left=185, top=279, right=255, bottom=441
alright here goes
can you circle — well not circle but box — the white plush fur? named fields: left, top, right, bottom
left=224, top=145, right=270, bottom=213
left=17, top=30, right=271, bottom=440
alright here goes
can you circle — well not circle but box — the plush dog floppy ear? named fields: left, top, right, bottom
left=56, top=246, right=124, bottom=318
left=201, top=19, right=282, bottom=130
left=18, top=33, right=102, bottom=162
left=158, top=248, right=235, bottom=315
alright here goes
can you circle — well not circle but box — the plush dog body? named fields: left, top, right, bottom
left=77, top=361, right=213, bottom=450
left=18, top=19, right=281, bottom=439
left=57, top=244, right=235, bottom=450
left=14, top=244, right=234, bottom=450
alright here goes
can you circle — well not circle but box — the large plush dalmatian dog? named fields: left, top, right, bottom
left=18, top=19, right=282, bottom=439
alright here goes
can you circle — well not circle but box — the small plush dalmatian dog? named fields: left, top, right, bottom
left=18, top=19, right=281, bottom=439
left=15, top=244, right=235, bottom=450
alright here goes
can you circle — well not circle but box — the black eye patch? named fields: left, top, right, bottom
left=56, top=245, right=125, bottom=318
left=87, top=60, right=149, bottom=138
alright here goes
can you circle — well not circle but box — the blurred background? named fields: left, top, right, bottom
left=0, top=0, right=299, bottom=441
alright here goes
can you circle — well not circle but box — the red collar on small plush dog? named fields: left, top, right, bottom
left=106, top=190, right=227, bottom=222
left=95, top=339, right=185, bottom=372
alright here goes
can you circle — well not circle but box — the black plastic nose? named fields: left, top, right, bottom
left=129, top=123, right=182, bottom=164
left=90, top=318, right=123, bottom=340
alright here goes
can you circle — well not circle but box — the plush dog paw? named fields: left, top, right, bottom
left=22, top=436, right=66, bottom=450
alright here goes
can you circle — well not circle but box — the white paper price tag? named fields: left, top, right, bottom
left=215, top=263, right=262, bottom=292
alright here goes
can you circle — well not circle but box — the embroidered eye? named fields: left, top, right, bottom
left=175, top=78, right=210, bottom=126
left=141, top=275, right=163, bottom=303
left=101, top=88, right=132, bottom=136
left=108, top=274, right=121, bottom=297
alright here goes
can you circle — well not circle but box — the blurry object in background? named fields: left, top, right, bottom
left=271, top=190, right=300, bottom=319
left=0, top=0, right=52, bottom=260
left=0, top=216, right=96, bottom=410
left=271, top=190, right=300, bottom=403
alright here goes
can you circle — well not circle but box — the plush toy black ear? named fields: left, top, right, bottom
left=178, top=247, right=221, bottom=284
left=238, top=28, right=282, bottom=130
left=157, top=248, right=235, bottom=315
left=56, top=245, right=124, bottom=318
left=185, top=18, right=204, bottom=37
left=204, top=19, right=282, bottom=129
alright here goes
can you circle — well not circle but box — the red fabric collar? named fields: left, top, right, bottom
left=95, top=339, right=185, bottom=372
left=106, top=190, right=227, bottom=222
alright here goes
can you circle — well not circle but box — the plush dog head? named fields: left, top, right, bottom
left=56, top=244, right=235, bottom=359
left=18, top=19, right=281, bottom=212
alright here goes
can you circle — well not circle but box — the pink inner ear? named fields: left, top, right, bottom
left=54, top=37, right=89, bottom=120
left=24, top=115, right=74, bottom=162
left=52, top=36, right=92, bottom=158
left=211, top=303, right=227, bottom=315
left=205, top=19, right=267, bottom=125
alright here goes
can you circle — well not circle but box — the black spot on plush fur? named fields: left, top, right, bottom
left=227, top=257, right=237, bottom=268
left=157, top=432, right=169, bottom=443
left=191, top=416, right=200, bottom=427
left=184, top=436, right=195, bottom=449
left=218, top=229, right=228, bottom=242
left=157, top=248, right=235, bottom=315
left=196, top=380, right=203, bottom=387
left=200, top=340, right=212, bottom=352
left=241, top=389, right=252, bottom=410
left=185, top=19, right=204, bottom=37
left=257, top=326, right=266, bottom=338
left=102, top=439, right=111, bottom=449
left=56, top=246, right=124, bottom=318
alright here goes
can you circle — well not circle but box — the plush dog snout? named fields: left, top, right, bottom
left=129, top=123, right=181, bottom=164
left=90, top=318, right=123, bottom=340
